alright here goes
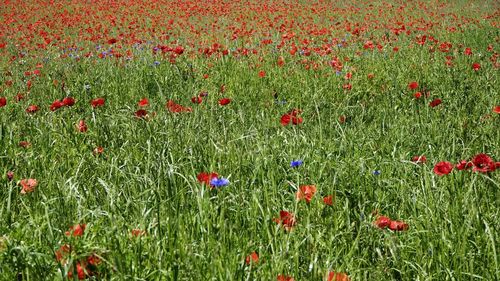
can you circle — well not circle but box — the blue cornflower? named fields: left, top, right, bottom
left=372, top=170, right=381, bottom=176
left=210, top=177, right=229, bottom=188
left=153, top=61, right=160, bottom=66
left=290, top=160, right=303, bottom=168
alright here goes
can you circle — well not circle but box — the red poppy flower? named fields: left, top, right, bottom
left=414, top=92, right=422, bottom=99
left=367, top=73, right=374, bottom=79
left=19, top=141, right=31, bottom=148
left=277, top=56, right=285, bottom=67
left=131, top=229, right=146, bottom=237
left=280, top=114, right=291, bottom=126
left=191, top=96, right=202, bottom=104
left=339, top=115, right=346, bottom=124
left=134, top=109, right=148, bottom=119
left=15, top=94, right=24, bottom=102
left=363, top=40, right=374, bottom=49
left=50, top=99, right=64, bottom=111
left=493, top=106, right=500, bottom=114
left=328, top=271, right=350, bottom=281
left=107, top=38, right=118, bottom=44
left=55, top=244, right=71, bottom=262
left=90, top=98, right=105, bottom=108
left=86, top=253, right=101, bottom=267
left=273, top=211, right=296, bottom=231
left=296, top=185, right=317, bottom=203
left=166, top=100, right=192, bottom=113
left=277, top=275, right=295, bottom=281
left=323, top=195, right=334, bottom=206
left=67, top=261, right=86, bottom=280
left=26, top=105, right=39, bottom=114
left=464, top=48, right=472, bottom=55
left=388, top=220, right=409, bottom=231
left=78, top=120, right=88, bottom=133
left=93, top=146, right=104, bottom=155
left=374, top=216, right=391, bottom=229
left=0, top=97, right=6, bottom=107
left=456, top=160, right=473, bottom=170
left=412, top=155, right=426, bottom=164
left=429, top=98, right=442, bottom=108
left=65, top=224, right=86, bottom=237
left=281, top=109, right=303, bottom=126
left=138, top=98, right=149, bottom=107
left=408, top=81, right=418, bottom=90
left=433, top=161, right=454, bottom=176
left=173, top=46, right=184, bottom=55
left=472, top=63, right=480, bottom=71
left=219, top=98, right=231, bottom=106
left=258, top=70, right=266, bottom=78
left=19, top=178, right=38, bottom=194
left=245, top=252, right=259, bottom=265
left=197, top=172, right=218, bottom=186
left=62, top=97, right=75, bottom=107
left=471, top=153, right=496, bottom=173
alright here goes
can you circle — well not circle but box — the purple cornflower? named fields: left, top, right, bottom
left=290, top=160, right=303, bottom=168
left=210, top=177, right=229, bottom=188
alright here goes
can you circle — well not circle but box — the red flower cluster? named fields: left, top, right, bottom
left=433, top=161, right=454, bottom=176
left=327, top=271, right=350, bottom=281
left=138, top=98, right=149, bottom=107
left=273, top=210, right=296, bottom=231
left=429, top=98, right=442, bottom=108
left=219, top=98, right=231, bottom=106
left=323, top=195, right=334, bottom=206
left=55, top=244, right=101, bottom=280
left=457, top=153, right=498, bottom=173
left=191, top=95, right=203, bottom=104
left=134, top=98, right=154, bottom=120
left=296, top=185, right=317, bottom=203
left=90, top=98, right=105, bottom=108
left=408, top=81, right=418, bottom=90
left=412, top=155, right=427, bottom=164
left=131, top=229, right=147, bottom=237
left=77, top=120, right=88, bottom=133
left=65, top=224, right=86, bottom=237
left=197, top=172, right=218, bottom=187
left=277, top=275, right=295, bottom=281
left=280, top=109, right=303, bottom=126
left=19, top=178, right=38, bottom=194
left=374, top=215, right=409, bottom=231
left=57, top=224, right=100, bottom=279
left=0, top=97, right=7, bottom=107
left=50, top=97, right=75, bottom=111
left=245, top=252, right=259, bottom=265
left=26, top=105, right=39, bottom=114
left=435, top=154, right=498, bottom=175
left=493, top=106, right=500, bottom=114
left=166, top=100, right=192, bottom=113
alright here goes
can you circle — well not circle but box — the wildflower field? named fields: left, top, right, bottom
left=0, top=0, right=499, bottom=280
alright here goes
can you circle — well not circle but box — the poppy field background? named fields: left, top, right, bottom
left=0, top=0, right=499, bottom=280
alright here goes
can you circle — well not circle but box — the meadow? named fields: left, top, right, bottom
left=0, top=0, right=499, bottom=280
